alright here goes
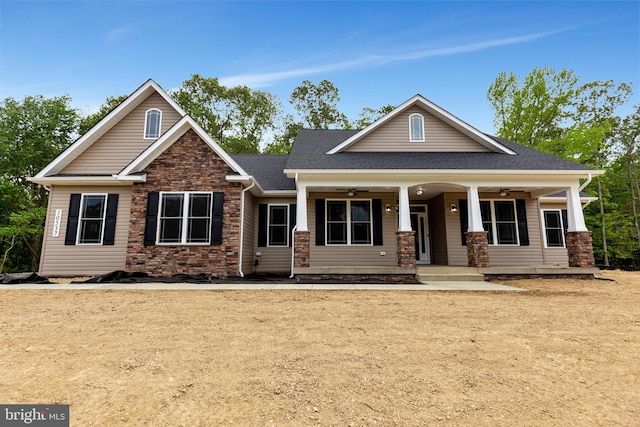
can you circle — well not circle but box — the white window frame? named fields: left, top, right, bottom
left=325, top=199, right=373, bottom=246
left=144, top=108, right=162, bottom=139
left=480, top=199, right=520, bottom=246
left=409, top=113, right=425, bottom=142
left=77, top=193, right=107, bottom=245
left=267, top=204, right=289, bottom=247
left=542, top=209, right=566, bottom=248
left=156, top=191, right=213, bottom=245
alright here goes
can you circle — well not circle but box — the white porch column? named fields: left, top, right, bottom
left=296, top=184, right=308, bottom=231
left=466, top=185, right=484, bottom=232
left=566, top=185, right=588, bottom=232
left=398, top=185, right=412, bottom=231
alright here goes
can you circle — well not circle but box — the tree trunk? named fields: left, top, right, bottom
left=597, top=178, right=609, bottom=267
left=629, top=163, right=640, bottom=262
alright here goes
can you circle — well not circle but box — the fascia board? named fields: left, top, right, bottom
left=285, top=168, right=604, bottom=177
left=539, top=196, right=598, bottom=203
left=27, top=175, right=145, bottom=186
left=119, top=116, right=249, bottom=177
left=35, top=79, right=185, bottom=178
left=326, top=94, right=516, bottom=155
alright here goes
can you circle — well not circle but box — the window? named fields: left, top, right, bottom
left=77, top=194, right=107, bottom=244
left=326, top=200, right=372, bottom=245
left=268, top=205, right=289, bottom=246
left=480, top=200, right=519, bottom=245
left=144, top=109, right=162, bottom=139
left=409, top=113, right=425, bottom=142
left=543, top=210, right=565, bottom=248
left=158, top=192, right=212, bottom=244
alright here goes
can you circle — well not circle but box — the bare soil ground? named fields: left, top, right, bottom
left=1, top=271, right=639, bottom=426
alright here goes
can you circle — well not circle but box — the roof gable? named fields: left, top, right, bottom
left=118, top=116, right=248, bottom=177
left=327, top=95, right=515, bottom=155
left=34, top=79, right=187, bottom=178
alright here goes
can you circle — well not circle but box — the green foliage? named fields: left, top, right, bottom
left=488, top=66, right=637, bottom=266
left=78, top=95, right=128, bottom=135
left=172, top=74, right=282, bottom=153
left=0, top=95, right=78, bottom=272
left=352, top=104, right=396, bottom=129
left=263, top=115, right=304, bottom=154
left=289, top=80, right=348, bottom=129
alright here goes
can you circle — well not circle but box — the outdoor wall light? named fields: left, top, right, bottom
left=416, top=187, right=424, bottom=196
left=385, top=204, right=392, bottom=212
left=450, top=204, right=458, bottom=213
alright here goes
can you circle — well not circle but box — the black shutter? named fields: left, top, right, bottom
left=258, top=204, right=268, bottom=247
left=315, top=198, right=325, bottom=246
left=211, top=192, right=224, bottom=245
left=103, top=194, right=119, bottom=245
left=64, top=194, right=82, bottom=245
left=459, top=199, right=468, bottom=246
left=516, top=199, right=529, bottom=246
left=144, top=192, right=159, bottom=246
left=289, top=204, right=297, bottom=247
left=372, top=199, right=383, bottom=246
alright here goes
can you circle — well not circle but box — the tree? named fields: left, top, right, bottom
left=0, top=95, right=78, bottom=271
left=79, top=95, right=128, bottom=135
left=289, top=80, right=348, bottom=129
left=172, top=74, right=281, bottom=153
left=487, top=67, right=635, bottom=267
left=263, top=114, right=304, bottom=154
left=352, top=104, right=396, bottom=128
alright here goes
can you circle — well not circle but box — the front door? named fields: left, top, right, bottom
left=410, top=206, right=430, bottom=263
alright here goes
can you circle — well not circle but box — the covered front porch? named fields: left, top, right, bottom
left=290, top=173, right=596, bottom=280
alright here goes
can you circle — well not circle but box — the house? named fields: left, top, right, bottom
left=29, top=79, right=601, bottom=282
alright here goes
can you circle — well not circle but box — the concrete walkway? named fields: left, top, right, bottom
left=0, top=281, right=524, bottom=291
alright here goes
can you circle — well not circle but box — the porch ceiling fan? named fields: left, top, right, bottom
left=336, top=188, right=369, bottom=196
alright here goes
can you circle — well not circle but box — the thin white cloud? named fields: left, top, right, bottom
left=105, top=25, right=131, bottom=44
left=219, top=29, right=567, bottom=88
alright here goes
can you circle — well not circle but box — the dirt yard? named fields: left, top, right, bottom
left=1, top=271, right=638, bottom=426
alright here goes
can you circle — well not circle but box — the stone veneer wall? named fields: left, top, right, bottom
left=397, top=231, right=416, bottom=268
left=293, top=231, right=310, bottom=268
left=126, top=129, right=242, bottom=278
left=566, top=231, right=595, bottom=268
left=466, top=231, right=489, bottom=268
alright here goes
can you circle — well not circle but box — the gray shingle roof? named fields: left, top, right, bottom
left=285, top=129, right=596, bottom=171
left=230, top=154, right=295, bottom=191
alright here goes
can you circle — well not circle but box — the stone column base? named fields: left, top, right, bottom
left=566, top=231, right=595, bottom=267
left=466, top=231, right=490, bottom=268
left=397, top=231, right=416, bottom=268
left=294, top=231, right=310, bottom=268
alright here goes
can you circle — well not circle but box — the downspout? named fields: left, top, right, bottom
left=578, top=173, right=592, bottom=193
left=238, top=179, right=256, bottom=278
left=290, top=173, right=300, bottom=279
left=289, top=225, right=298, bottom=279
left=578, top=173, right=593, bottom=210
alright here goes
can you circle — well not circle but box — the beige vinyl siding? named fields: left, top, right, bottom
left=540, top=202, right=569, bottom=267
left=252, top=197, right=296, bottom=273
left=39, top=185, right=132, bottom=276
left=241, top=191, right=256, bottom=274
left=429, top=193, right=448, bottom=265
left=347, top=106, right=492, bottom=152
left=309, top=192, right=398, bottom=267
left=61, top=93, right=183, bottom=174
left=445, top=192, right=545, bottom=267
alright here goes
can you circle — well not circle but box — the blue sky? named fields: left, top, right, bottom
left=1, top=1, right=638, bottom=133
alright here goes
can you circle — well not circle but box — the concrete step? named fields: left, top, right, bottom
left=416, top=273, right=485, bottom=283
